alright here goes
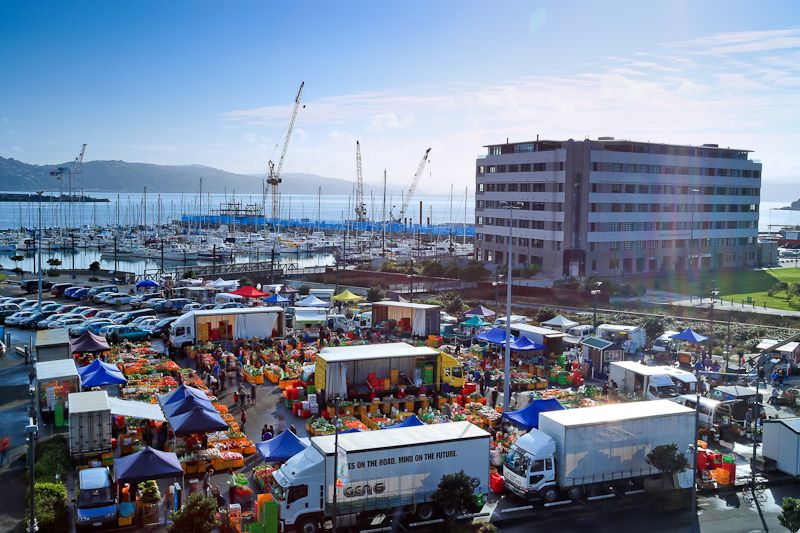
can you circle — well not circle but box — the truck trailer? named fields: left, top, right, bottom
left=371, top=301, right=441, bottom=337
left=169, top=307, right=285, bottom=350
left=272, top=421, right=490, bottom=532
left=503, top=400, right=695, bottom=502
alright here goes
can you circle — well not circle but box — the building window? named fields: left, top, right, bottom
left=611, top=184, right=623, bottom=193
left=610, top=241, right=620, bottom=251
left=520, top=163, right=531, bottom=172
left=478, top=183, right=484, bottom=192
left=515, top=143, right=534, bottom=153
left=624, top=241, right=634, bottom=250
left=489, top=146, right=501, bottom=155
left=649, top=240, right=658, bottom=249
left=609, top=258, right=619, bottom=270
left=508, top=164, right=519, bottom=172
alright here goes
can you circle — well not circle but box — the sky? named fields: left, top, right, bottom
left=1, top=0, right=799, bottom=196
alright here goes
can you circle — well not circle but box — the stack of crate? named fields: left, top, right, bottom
left=247, top=495, right=278, bottom=533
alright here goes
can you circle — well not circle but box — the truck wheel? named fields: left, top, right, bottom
left=298, top=516, right=321, bottom=533
left=566, top=487, right=583, bottom=500
left=541, top=487, right=559, bottom=503
left=416, top=503, right=435, bottom=521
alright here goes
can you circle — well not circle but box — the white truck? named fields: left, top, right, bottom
left=503, top=400, right=695, bottom=502
left=608, top=361, right=681, bottom=400
left=68, top=391, right=113, bottom=456
left=272, top=421, right=490, bottom=532
left=169, top=307, right=285, bottom=350
left=596, top=324, right=647, bottom=354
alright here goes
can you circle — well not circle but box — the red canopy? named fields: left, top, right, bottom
left=230, top=285, right=268, bottom=298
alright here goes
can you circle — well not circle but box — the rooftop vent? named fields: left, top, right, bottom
left=598, top=136, right=615, bottom=141
left=702, top=143, right=719, bottom=147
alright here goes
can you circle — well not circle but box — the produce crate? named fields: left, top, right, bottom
left=212, top=458, right=229, bottom=471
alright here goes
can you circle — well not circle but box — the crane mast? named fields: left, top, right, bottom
left=354, top=141, right=367, bottom=222
left=266, top=81, right=304, bottom=219
left=392, top=147, right=431, bottom=223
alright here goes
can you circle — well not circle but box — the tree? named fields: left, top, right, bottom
left=297, top=285, right=310, bottom=296
left=779, top=497, right=800, bottom=532
left=238, top=276, right=254, bottom=287
left=168, top=492, right=219, bottom=533
left=441, top=292, right=465, bottom=315
left=646, top=443, right=689, bottom=481
left=421, top=261, right=444, bottom=277
left=10, top=254, right=24, bottom=278
left=642, top=316, right=668, bottom=340
left=431, top=470, right=479, bottom=520
left=46, top=258, right=61, bottom=276
left=443, top=263, right=461, bottom=278
left=366, top=285, right=384, bottom=302
left=89, top=261, right=101, bottom=275
left=460, top=262, right=490, bottom=282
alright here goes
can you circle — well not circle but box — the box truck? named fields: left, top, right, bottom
left=68, top=391, right=113, bottom=456
left=608, top=361, right=681, bottom=400
left=503, top=400, right=695, bottom=502
left=371, top=302, right=441, bottom=337
left=169, top=307, right=285, bottom=350
left=597, top=324, right=647, bottom=354
left=272, top=421, right=490, bottom=532
left=314, top=342, right=465, bottom=399
left=34, top=328, right=72, bottom=362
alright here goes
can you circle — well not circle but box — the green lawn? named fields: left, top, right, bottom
left=642, top=268, right=800, bottom=311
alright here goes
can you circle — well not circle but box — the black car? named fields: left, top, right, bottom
left=21, top=280, right=54, bottom=294
left=148, top=317, right=177, bottom=337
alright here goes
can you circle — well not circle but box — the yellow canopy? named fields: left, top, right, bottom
left=331, top=289, right=365, bottom=302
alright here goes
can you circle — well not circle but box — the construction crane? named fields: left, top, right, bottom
left=265, top=81, right=305, bottom=219
left=391, top=148, right=431, bottom=223
left=354, top=141, right=367, bottom=222
left=75, top=143, right=87, bottom=168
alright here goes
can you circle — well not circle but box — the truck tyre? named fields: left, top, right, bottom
left=541, top=487, right=559, bottom=503
left=298, top=516, right=321, bottom=533
left=566, top=487, right=583, bottom=500
left=415, top=503, right=435, bottom=521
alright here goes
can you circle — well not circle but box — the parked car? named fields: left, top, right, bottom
left=106, top=294, right=134, bottom=307
left=5, top=311, right=35, bottom=326
left=19, top=311, right=52, bottom=328
left=105, top=325, right=150, bottom=343
left=53, top=303, right=78, bottom=314
left=63, top=286, right=86, bottom=298
left=163, top=298, right=192, bottom=314
left=40, top=303, right=61, bottom=313
left=144, top=298, right=167, bottom=310
left=0, top=304, right=22, bottom=323
left=21, top=279, right=54, bottom=294
left=50, top=283, right=73, bottom=297
left=115, top=309, right=158, bottom=324
left=70, top=288, right=91, bottom=300
left=146, top=316, right=177, bottom=336
left=70, top=319, right=114, bottom=337
left=18, top=300, right=39, bottom=310
left=129, top=315, right=157, bottom=326
left=74, top=467, right=118, bottom=531
left=182, top=303, right=204, bottom=313
left=93, top=310, right=117, bottom=319
left=107, top=312, right=128, bottom=324
left=73, top=307, right=99, bottom=318
left=137, top=318, right=161, bottom=330
left=86, top=285, right=119, bottom=298
left=4, top=297, right=28, bottom=306
left=36, top=313, right=69, bottom=329
left=91, top=291, right=117, bottom=304
left=130, top=292, right=164, bottom=309
left=213, top=302, right=245, bottom=309
left=88, top=320, right=117, bottom=335
left=49, top=317, right=84, bottom=329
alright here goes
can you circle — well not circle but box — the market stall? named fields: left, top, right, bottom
left=294, top=295, right=328, bottom=308
left=502, top=398, right=564, bottom=430
left=35, top=358, right=80, bottom=424
left=580, top=336, right=623, bottom=379
left=371, top=301, right=441, bottom=337
left=540, top=315, right=578, bottom=332
left=464, top=305, right=496, bottom=319
left=256, top=430, right=310, bottom=462
left=79, top=359, right=127, bottom=389
left=113, top=446, right=183, bottom=527
left=71, top=331, right=110, bottom=355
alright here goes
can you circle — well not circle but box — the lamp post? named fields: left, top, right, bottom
left=331, top=396, right=343, bottom=533
left=499, top=201, right=523, bottom=411
left=493, top=274, right=503, bottom=316
left=36, top=191, right=43, bottom=313
left=591, top=282, right=602, bottom=329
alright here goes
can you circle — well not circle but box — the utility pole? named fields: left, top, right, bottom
left=500, top=201, right=523, bottom=411
left=591, top=282, right=603, bottom=329
left=71, top=232, right=76, bottom=279
left=36, top=191, right=43, bottom=313
left=332, top=396, right=341, bottom=533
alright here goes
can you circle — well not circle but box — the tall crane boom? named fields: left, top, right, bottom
left=354, top=141, right=367, bottom=222
left=266, top=81, right=305, bottom=219
left=393, top=148, right=431, bottom=223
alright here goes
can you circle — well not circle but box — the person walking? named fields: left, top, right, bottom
left=203, top=468, right=215, bottom=495
left=240, top=409, right=247, bottom=433
left=490, top=386, right=499, bottom=409
left=250, top=384, right=257, bottom=405
left=769, top=387, right=780, bottom=406
left=0, top=437, right=10, bottom=468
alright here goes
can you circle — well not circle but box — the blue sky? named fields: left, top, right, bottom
left=1, top=1, right=799, bottom=194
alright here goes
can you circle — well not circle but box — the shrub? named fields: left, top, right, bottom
left=28, top=481, right=68, bottom=533
left=366, top=286, right=384, bottom=303
left=646, top=443, right=689, bottom=477
left=34, top=436, right=70, bottom=483
left=443, top=263, right=461, bottom=278
left=88, top=261, right=101, bottom=275
left=460, top=262, right=490, bottom=282
left=431, top=470, right=479, bottom=520
left=168, top=492, right=219, bottom=533
left=421, top=261, right=444, bottom=277
left=297, top=285, right=310, bottom=295
left=779, top=497, right=800, bottom=532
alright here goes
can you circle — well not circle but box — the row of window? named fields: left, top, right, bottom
left=600, top=143, right=750, bottom=160
left=477, top=162, right=565, bottom=175
left=591, top=220, right=758, bottom=232
left=488, top=143, right=539, bottom=155
left=477, top=236, right=562, bottom=250
left=477, top=215, right=565, bottom=227
left=596, top=183, right=759, bottom=196
left=592, top=203, right=758, bottom=213
left=604, top=237, right=755, bottom=251
left=592, top=161, right=760, bottom=178
left=478, top=182, right=563, bottom=193
left=603, top=251, right=756, bottom=273
left=476, top=200, right=564, bottom=211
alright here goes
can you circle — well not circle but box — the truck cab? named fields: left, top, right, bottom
left=326, top=314, right=352, bottom=334
left=271, top=447, right=325, bottom=532
left=503, top=430, right=558, bottom=502
left=74, top=467, right=118, bottom=530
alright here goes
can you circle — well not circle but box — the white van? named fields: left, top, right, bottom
left=567, top=325, right=594, bottom=338
left=215, top=292, right=245, bottom=305
left=671, top=395, right=733, bottom=430
left=652, top=331, right=679, bottom=353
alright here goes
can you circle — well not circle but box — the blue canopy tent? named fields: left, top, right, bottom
left=256, top=430, right=311, bottom=462
left=168, top=405, right=228, bottom=435
left=671, top=328, right=709, bottom=343
left=80, top=365, right=127, bottom=388
left=78, top=358, right=121, bottom=377
left=383, top=415, right=424, bottom=429
left=113, top=446, right=183, bottom=483
left=476, top=327, right=510, bottom=344
left=135, top=279, right=159, bottom=289
left=265, top=292, right=289, bottom=304
left=161, top=395, right=216, bottom=418
left=502, top=336, right=546, bottom=351
left=502, top=398, right=565, bottom=430
left=158, top=384, right=209, bottom=409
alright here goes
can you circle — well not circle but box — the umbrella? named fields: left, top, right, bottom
left=671, top=328, right=709, bottom=343
left=256, top=430, right=310, bottom=462
left=476, top=327, right=510, bottom=344
left=465, top=305, right=496, bottom=318
left=502, top=336, right=545, bottom=351
left=265, top=292, right=289, bottom=304
left=136, top=279, right=159, bottom=288
left=460, top=315, right=489, bottom=328
left=295, top=295, right=329, bottom=307
left=113, top=446, right=183, bottom=483
left=383, top=415, right=424, bottom=429
left=331, top=289, right=364, bottom=302
left=230, top=285, right=269, bottom=298
left=502, top=399, right=565, bottom=430
left=168, top=405, right=228, bottom=435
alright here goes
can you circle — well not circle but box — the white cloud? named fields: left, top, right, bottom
left=220, top=27, right=800, bottom=193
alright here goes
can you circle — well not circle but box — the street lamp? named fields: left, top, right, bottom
left=36, top=191, right=44, bottom=313
left=492, top=274, right=503, bottom=316
left=499, top=201, right=523, bottom=412
left=331, top=397, right=344, bottom=533
left=591, top=281, right=602, bottom=329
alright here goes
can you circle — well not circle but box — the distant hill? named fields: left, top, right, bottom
left=0, top=156, right=395, bottom=195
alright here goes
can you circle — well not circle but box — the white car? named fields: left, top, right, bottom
left=18, top=300, right=38, bottom=310
left=106, top=294, right=134, bottom=306
left=5, top=311, right=35, bottom=326
left=49, top=317, right=84, bottom=329
left=130, top=315, right=157, bottom=326
left=144, top=298, right=167, bottom=309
